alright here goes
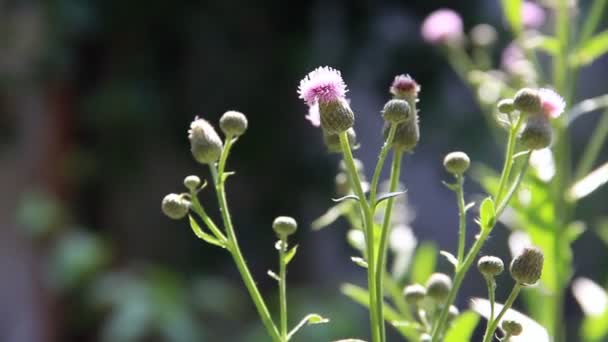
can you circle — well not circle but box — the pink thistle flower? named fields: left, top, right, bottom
left=421, top=9, right=463, bottom=44
left=390, top=74, right=420, bottom=98
left=522, top=1, right=546, bottom=29
left=298, top=66, right=348, bottom=106
left=539, top=88, right=566, bottom=118
left=501, top=42, right=525, bottom=73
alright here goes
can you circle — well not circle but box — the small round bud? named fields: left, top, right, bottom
left=425, top=273, right=452, bottom=302
left=420, top=334, right=432, bottom=342
left=510, top=246, right=544, bottom=285
left=389, top=115, right=420, bottom=152
left=335, top=172, right=350, bottom=196
left=390, top=74, right=420, bottom=101
left=183, top=175, right=201, bottom=191
left=272, top=216, right=298, bottom=237
left=318, top=99, right=355, bottom=134
left=477, top=256, right=504, bottom=278
left=403, top=284, right=426, bottom=304
left=502, top=319, right=523, bottom=336
left=219, top=110, right=248, bottom=136
left=497, top=99, right=515, bottom=114
left=382, top=99, right=411, bottom=124
left=470, top=24, right=497, bottom=47
left=513, top=88, right=542, bottom=113
left=323, top=128, right=357, bottom=153
left=448, top=305, right=460, bottom=321
left=443, top=151, right=471, bottom=174
left=189, top=118, right=223, bottom=164
left=161, top=193, right=190, bottom=220
left=520, top=115, right=553, bottom=150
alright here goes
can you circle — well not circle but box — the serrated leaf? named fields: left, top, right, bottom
left=501, top=0, right=523, bottom=34
left=287, top=314, right=329, bottom=340
left=267, top=270, right=280, bottom=281
left=410, top=242, right=437, bottom=284
left=188, top=215, right=226, bottom=248
left=375, top=190, right=407, bottom=207
left=285, top=245, right=298, bottom=265
left=440, top=250, right=459, bottom=268
left=331, top=194, right=360, bottom=203
left=479, top=197, right=496, bottom=229
left=444, top=311, right=479, bottom=342
left=350, top=256, right=368, bottom=268
left=570, top=30, right=608, bottom=66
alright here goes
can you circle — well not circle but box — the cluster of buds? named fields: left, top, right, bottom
left=387, top=75, right=421, bottom=152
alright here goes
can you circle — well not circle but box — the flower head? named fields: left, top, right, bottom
left=421, top=9, right=463, bottom=44
left=298, top=66, right=348, bottom=106
left=390, top=74, right=420, bottom=99
left=522, top=1, right=546, bottom=29
left=539, top=88, right=565, bottom=118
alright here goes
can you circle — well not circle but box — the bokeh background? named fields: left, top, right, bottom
left=1, top=0, right=607, bottom=341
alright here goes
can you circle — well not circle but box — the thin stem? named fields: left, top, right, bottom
left=455, top=174, right=467, bottom=263
left=482, top=284, right=522, bottom=342
left=211, top=137, right=281, bottom=342
left=374, top=150, right=403, bottom=341
left=279, top=236, right=288, bottom=341
left=369, top=124, right=398, bottom=205
left=495, top=116, right=524, bottom=203
left=574, top=110, right=608, bottom=180
left=189, top=194, right=227, bottom=242
left=339, top=132, right=382, bottom=342
left=481, top=277, right=497, bottom=342
left=578, top=0, right=607, bottom=46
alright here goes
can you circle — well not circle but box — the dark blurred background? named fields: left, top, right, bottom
left=1, top=0, right=607, bottom=341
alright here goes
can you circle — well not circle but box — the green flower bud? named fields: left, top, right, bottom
left=425, top=273, right=452, bottom=302
left=189, top=118, right=223, bottom=164
left=513, top=88, right=541, bottom=113
left=382, top=99, right=411, bottom=124
left=443, top=151, right=471, bottom=174
left=448, top=305, right=460, bottom=321
left=161, top=193, right=190, bottom=219
left=497, top=99, right=515, bottom=114
left=319, top=99, right=355, bottom=134
left=389, top=114, right=420, bottom=152
left=403, top=284, right=426, bottom=304
left=323, top=127, right=357, bottom=153
left=219, top=110, right=248, bottom=136
left=510, top=246, right=544, bottom=285
left=184, top=175, right=201, bottom=191
left=520, top=115, right=553, bottom=150
left=477, top=255, right=504, bottom=278
left=502, top=319, right=523, bottom=336
left=272, top=216, right=298, bottom=237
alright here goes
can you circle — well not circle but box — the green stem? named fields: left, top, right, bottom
left=495, top=116, right=524, bottom=203
left=455, top=174, right=467, bottom=263
left=482, top=284, right=522, bottom=342
left=578, top=0, right=607, bottom=45
left=279, top=236, right=288, bottom=341
left=211, top=136, right=281, bottom=342
left=481, top=277, right=497, bottom=342
left=574, top=110, right=608, bottom=180
left=339, top=132, right=382, bottom=342
left=189, top=194, right=227, bottom=242
left=374, top=150, right=403, bottom=341
left=369, top=124, right=398, bottom=205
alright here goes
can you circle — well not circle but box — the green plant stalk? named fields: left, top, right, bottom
left=279, top=236, right=288, bottom=341
left=211, top=136, right=281, bottom=342
left=369, top=124, right=398, bottom=205
left=374, top=150, right=403, bottom=341
left=574, top=110, right=608, bottom=180
left=482, top=283, right=523, bottom=342
left=189, top=194, right=228, bottom=242
left=455, top=174, right=467, bottom=263
left=481, top=277, right=497, bottom=342
left=339, top=132, right=382, bottom=342
left=495, top=116, right=524, bottom=203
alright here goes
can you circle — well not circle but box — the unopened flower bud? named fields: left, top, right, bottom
left=189, top=118, right=223, bottom=164
left=443, top=151, right=470, bottom=174
left=390, top=74, right=420, bottom=101
left=318, top=99, right=355, bottom=134
left=448, top=305, right=460, bottom=321
left=403, top=284, right=426, bottom=304
left=382, top=99, right=411, bottom=124
left=272, top=216, right=298, bottom=237
left=470, top=24, right=497, bottom=47
left=323, top=128, right=357, bottom=153
left=510, top=246, right=544, bottom=285
left=425, top=273, right=452, bottom=301
left=162, top=193, right=190, bottom=220
left=513, top=88, right=542, bottom=113
left=520, top=115, right=552, bottom=150
left=389, top=115, right=420, bottom=152
left=335, top=172, right=350, bottom=196
left=219, top=110, right=248, bottom=136
left=497, top=99, right=515, bottom=114
left=477, top=255, right=504, bottom=277
left=184, top=175, right=201, bottom=191
left=502, top=319, right=523, bottom=336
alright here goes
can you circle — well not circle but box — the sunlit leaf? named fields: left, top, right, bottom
left=501, top=0, right=523, bottom=34
left=410, top=242, right=437, bottom=284
left=444, top=311, right=479, bottom=342
left=350, top=256, right=368, bottom=268
left=375, top=190, right=407, bottom=208
left=524, top=35, right=560, bottom=55
left=285, top=245, right=298, bottom=265
left=440, top=250, right=458, bottom=268
left=188, top=215, right=226, bottom=248
left=572, top=277, right=608, bottom=341
left=479, top=197, right=496, bottom=229
left=287, top=313, right=330, bottom=340
left=312, top=202, right=354, bottom=231
left=567, top=162, right=608, bottom=201
left=267, top=270, right=280, bottom=281
left=570, top=30, right=608, bottom=66
left=332, top=194, right=360, bottom=203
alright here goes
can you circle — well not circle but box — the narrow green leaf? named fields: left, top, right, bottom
left=267, top=270, right=280, bottom=281
left=479, top=197, right=496, bottom=229
left=311, top=202, right=354, bottom=231
left=410, top=242, right=438, bottom=284
left=375, top=190, right=407, bottom=207
left=444, top=311, right=480, bottom=342
left=464, top=202, right=476, bottom=212
left=440, top=250, right=459, bottom=268
left=285, top=245, right=298, bottom=265
left=570, top=30, right=608, bottom=66
left=501, top=0, right=523, bottom=34
left=331, top=194, right=360, bottom=203
left=188, top=215, right=225, bottom=248
left=524, top=35, right=561, bottom=55
left=350, top=256, right=368, bottom=268
left=567, top=162, right=608, bottom=201
left=287, top=314, right=329, bottom=340
left=564, top=221, right=586, bottom=243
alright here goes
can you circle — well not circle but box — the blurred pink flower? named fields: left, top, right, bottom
left=421, top=9, right=463, bottom=44
left=298, top=66, right=348, bottom=106
left=522, top=1, right=546, bottom=29
left=539, top=88, right=565, bottom=118
left=390, top=74, right=420, bottom=98
left=501, top=42, right=525, bottom=73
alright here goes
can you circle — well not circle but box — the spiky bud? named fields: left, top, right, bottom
left=448, top=305, right=460, bottom=321
left=323, top=127, right=357, bottom=153
left=382, top=99, right=411, bottom=124
left=520, top=115, right=553, bottom=150
left=389, top=115, right=420, bottom=152
left=189, top=118, right=223, bottom=164
left=403, top=284, right=426, bottom=304
left=272, top=216, right=298, bottom=237
left=497, top=99, right=515, bottom=114
left=443, top=151, right=470, bottom=174
left=510, top=246, right=544, bottom=285
left=219, top=110, right=248, bottom=136
left=425, top=273, right=452, bottom=301
left=513, top=88, right=542, bottom=113
left=183, top=175, right=201, bottom=191
left=161, top=193, right=190, bottom=220
left=502, top=319, right=523, bottom=336
left=318, top=99, right=355, bottom=134
left=477, top=255, right=504, bottom=278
